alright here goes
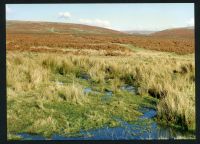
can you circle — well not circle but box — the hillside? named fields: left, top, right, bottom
left=6, top=20, right=124, bottom=35
left=6, top=20, right=194, bottom=55
left=151, top=27, right=194, bottom=39
left=6, top=20, right=133, bottom=56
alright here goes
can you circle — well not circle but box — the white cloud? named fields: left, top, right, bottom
left=6, top=5, right=12, bottom=13
left=187, top=17, right=194, bottom=26
left=79, top=18, right=111, bottom=28
left=58, top=12, right=71, bottom=19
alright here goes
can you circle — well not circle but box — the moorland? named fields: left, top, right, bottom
left=7, top=20, right=195, bottom=140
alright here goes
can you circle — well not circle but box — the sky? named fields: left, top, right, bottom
left=6, top=4, right=194, bottom=31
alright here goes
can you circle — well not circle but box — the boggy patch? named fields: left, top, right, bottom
left=121, top=84, right=137, bottom=95
left=101, top=90, right=113, bottom=102
left=13, top=107, right=195, bottom=140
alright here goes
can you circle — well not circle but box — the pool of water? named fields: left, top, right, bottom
left=83, top=87, right=101, bottom=95
left=84, top=87, right=113, bottom=103
left=83, top=87, right=92, bottom=93
left=15, top=107, right=194, bottom=140
left=14, top=85, right=194, bottom=140
left=101, top=90, right=113, bottom=102
left=121, top=85, right=137, bottom=95
left=139, top=108, right=157, bottom=119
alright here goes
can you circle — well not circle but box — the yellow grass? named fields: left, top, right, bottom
left=7, top=50, right=195, bottom=133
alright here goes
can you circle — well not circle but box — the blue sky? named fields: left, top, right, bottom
left=6, top=4, right=194, bottom=31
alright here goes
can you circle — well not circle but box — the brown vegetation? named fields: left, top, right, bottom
left=6, top=21, right=195, bottom=138
left=6, top=20, right=194, bottom=55
left=151, top=27, right=194, bottom=39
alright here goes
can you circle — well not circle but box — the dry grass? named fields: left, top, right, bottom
left=7, top=51, right=195, bottom=132
left=57, top=83, right=88, bottom=105
left=6, top=20, right=195, bottom=139
left=6, top=21, right=194, bottom=55
left=7, top=32, right=194, bottom=55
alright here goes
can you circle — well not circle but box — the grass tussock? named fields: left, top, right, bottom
left=7, top=51, right=195, bottom=138
left=57, top=83, right=88, bottom=104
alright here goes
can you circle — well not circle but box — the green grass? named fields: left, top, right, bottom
left=7, top=50, right=195, bottom=139
left=7, top=133, right=23, bottom=140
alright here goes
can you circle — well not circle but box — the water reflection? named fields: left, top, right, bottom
left=16, top=108, right=194, bottom=140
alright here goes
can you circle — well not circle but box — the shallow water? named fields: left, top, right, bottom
left=84, top=85, right=136, bottom=100
left=84, top=87, right=113, bottom=103
left=101, top=90, right=113, bottom=102
left=121, top=85, right=137, bottom=95
left=139, top=108, right=157, bottom=119
left=15, top=85, right=194, bottom=140
left=15, top=107, right=194, bottom=140
left=83, top=87, right=92, bottom=94
left=83, top=87, right=101, bottom=95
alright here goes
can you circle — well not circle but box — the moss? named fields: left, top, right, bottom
left=7, top=134, right=23, bottom=140
left=7, top=51, right=195, bottom=139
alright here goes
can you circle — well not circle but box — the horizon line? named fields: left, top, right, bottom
left=6, top=19, right=194, bottom=32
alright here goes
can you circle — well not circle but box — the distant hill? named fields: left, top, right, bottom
left=151, top=27, right=194, bottom=39
left=6, top=20, right=194, bottom=55
left=7, top=20, right=194, bottom=39
left=6, top=20, right=124, bottom=35
left=123, top=30, right=156, bottom=35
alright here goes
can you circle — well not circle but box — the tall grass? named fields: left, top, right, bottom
left=7, top=51, right=195, bottom=134
left=57, top=83, right=88, bottom=105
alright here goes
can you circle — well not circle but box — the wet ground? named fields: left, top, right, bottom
left=16, top=107, right=194, bottom=140
left=121, top=84, right=137, bottom=95
left=14, top=81, right=195, bottom=140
